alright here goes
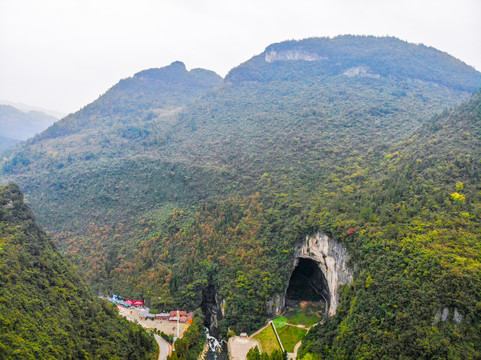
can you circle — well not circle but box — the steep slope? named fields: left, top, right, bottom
left=1, top=61, right=223, bottom=231
left=1, top=37, right=481, bottom=348
left=298, top=90, right=481, bottom=359
left=0, top=105, right=58, bottom=142
left=0, top=184, right=156, bottom=359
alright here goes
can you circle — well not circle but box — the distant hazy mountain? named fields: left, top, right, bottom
left=0, top=135, right=20, bottom=151
left=0, top=105, right=58, bottom=144
left=0, top=99, right=66, bottom=119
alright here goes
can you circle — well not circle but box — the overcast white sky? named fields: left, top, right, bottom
left=1, top=0, right=480, bottom=115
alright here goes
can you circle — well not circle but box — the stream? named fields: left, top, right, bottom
left=205, top=328, right=228, bottom=360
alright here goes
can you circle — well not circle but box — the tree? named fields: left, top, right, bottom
left=246, top=346, right=261, bottom=360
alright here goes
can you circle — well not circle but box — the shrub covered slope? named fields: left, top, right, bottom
left=298, top=90, right=481, bottom=359
left=0, top=184, right=156, bottom=359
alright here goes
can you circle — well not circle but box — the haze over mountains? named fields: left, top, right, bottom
left=1, top=35, right=481, bottom=358
left=0, top=104, right=59, bottom=150
left=0, top=100, right=66, bottom=119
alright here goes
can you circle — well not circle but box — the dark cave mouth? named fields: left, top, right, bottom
left=285, top=257, right=330, bottom=307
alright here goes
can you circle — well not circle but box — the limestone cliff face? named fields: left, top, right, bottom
left=433, top=306, right=464, bottom=326
left=265, top=293, right=284, bottom=316
left=343, top=66, right=381, bottom=79
left=294, top=232, right=353, bottom=316
left=265, top=50, right=327, bottom=63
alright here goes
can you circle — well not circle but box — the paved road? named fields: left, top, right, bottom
left=154, top=334, right=171, bottom=360
left=117, top=307, right=174, bottom=359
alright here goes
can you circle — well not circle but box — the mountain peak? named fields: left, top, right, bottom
left=225, top=36, right=481, bottom=92
left=170, top=60, right=187, bottom=69
left=32, top=61, right=221, bottom=141
left=133, top=60, right=188, bottom=81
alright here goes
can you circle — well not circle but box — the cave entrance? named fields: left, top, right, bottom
left=285, top=257, right=330, bottom=312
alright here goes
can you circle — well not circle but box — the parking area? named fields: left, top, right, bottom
left=118, top=307, right=188, bottom=336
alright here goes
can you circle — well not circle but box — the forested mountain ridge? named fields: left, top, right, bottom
left=226, top=36, right=481, bottom=92
left=0, top=184, right=156, bottom=359
left=1, top=61, right=223, bottom=230
left=0, top=36, right=481, bottom=358
left=2, top=36, right=478, bottom=236
left=35, top=61, right=222, bottom=141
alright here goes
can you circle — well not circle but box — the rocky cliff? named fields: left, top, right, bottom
left=293, top=232, right=353, bottom=316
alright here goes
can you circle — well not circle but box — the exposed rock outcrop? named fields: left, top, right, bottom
left=343, top=66, right=380, bottom=79
left=266, top=232, right=353, bottom=317
left=201, top=284, right=223, bottom=336
left=265, top=293, right=284, bottom=316
left=432, top=306, right=464, bottom=326
left=265, top=50, right=327, bottom=63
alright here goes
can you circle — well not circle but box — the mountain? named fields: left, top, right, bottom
left=294, top=89, right=481, bottom=359
left=0, top=105, right=58, bottom=144
left=2, top=37, right=478, bottom=235
left=0, top=184, right=156, bottom=359
left=226, top=36, right=480, bottom=91
left=37, top=61, right=222, bottom=141
left=1, top=36, right=481, bottom=358
left=0, top=100, right=66, bottom=119
left=0, top=135, right=20, bottom=151
left=1, top=61, right=223, bottom=233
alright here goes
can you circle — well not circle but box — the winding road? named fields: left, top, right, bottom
left=154, top=334, right=171, bottom=360
left=116, top=306, right=172, bottom=360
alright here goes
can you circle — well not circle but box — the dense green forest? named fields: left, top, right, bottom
left=296, top=91, right=481, bottom=358
left=1, top=36, right=481, bottom=358
left=167, top=317, right=205, bottom=360
left=0, top=184, right=157, bottom=359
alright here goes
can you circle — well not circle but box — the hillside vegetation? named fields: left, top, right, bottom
left=0, top=184, right=156, bottom=359
left=1, top=36, right=481, bottom=358
left=297, top=90, right=481, bottom=359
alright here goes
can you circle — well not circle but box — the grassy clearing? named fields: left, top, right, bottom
left=253, top=324, right=281, bottom=354
left=284, top=302, right=324, bottom=327
left=272, top=316, right=287, bottom=329
left=277, top=325, right=307, bottom=353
